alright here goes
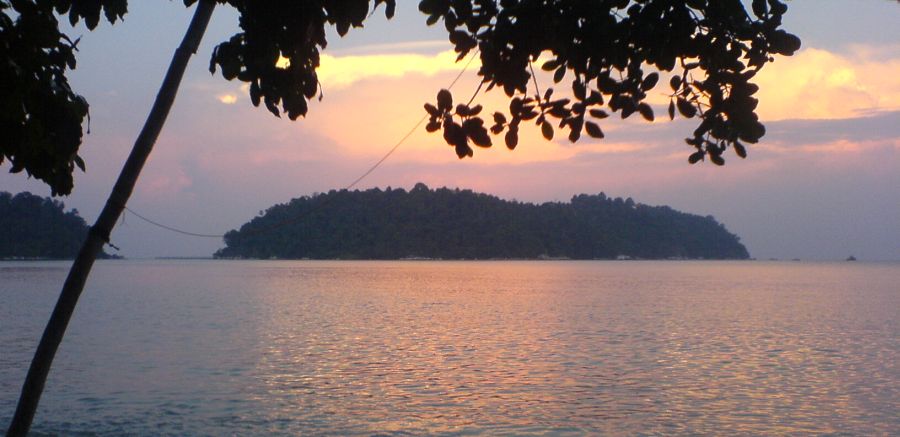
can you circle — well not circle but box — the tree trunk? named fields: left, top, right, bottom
left=6, top=2, right=216, bottom=435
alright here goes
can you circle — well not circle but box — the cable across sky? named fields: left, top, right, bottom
left=123, top=49, right=481, bottom=240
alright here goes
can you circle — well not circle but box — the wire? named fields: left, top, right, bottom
left=123, top=206, right=226, bottom=238
left=125, top=48, right=482, bottom=239
left=347, top=48, right=480, bottom=191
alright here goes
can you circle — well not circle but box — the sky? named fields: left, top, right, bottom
left=2, top=1, right=898, bottom=260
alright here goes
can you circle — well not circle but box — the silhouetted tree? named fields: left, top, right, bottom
left=216, top=184, right=750, bottom=260
left=0, top=191, right=114, bottom=259
left=4, top=1, right=801, bottom=434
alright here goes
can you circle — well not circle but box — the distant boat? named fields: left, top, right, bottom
left=846, top=255, right=857, bottom=261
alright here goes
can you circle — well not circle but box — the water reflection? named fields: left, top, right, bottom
left=1, top=260, right=898, bottom=435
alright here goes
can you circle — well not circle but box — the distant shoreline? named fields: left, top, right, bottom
left=0, top=255, right=123, bottom=261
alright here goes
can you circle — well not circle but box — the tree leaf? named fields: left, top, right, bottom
left=456, top=143, right=473, bottom=159
left=669, top=75, right=681, bottom=91
left=589, top=109, right=609, bottom=119
left=621, top=101, right=636, bottom=119
left=770, top=30, right=802, bottom=56
left=637, top=103, right=654, bottom=122
left=641, top=72, right=659, bottom=91
left=585, top=122, right=604, bottom=139
left=676, top=98, right=697, bottom=118
left=734, top=142, right=747, bottom=158
left=464, top=118, right=492, bottom=147
left=73, top=155, right=85, bottom=172
left=752, top=0, right=768, bottom=18
left=553, top=66, right=566, bottom=83
left=443, top=120, right=466, bottom=147
left=437, top=89, right=453, bottom=111
left=573, top=80, right=586, bottom=100
left=505, top=129, right=519, bottom=149
left=541, top=120, right=554, bottom=140
left=688, top=151, right=704, bottom=164
left=383, top=0, right=397, bottom=18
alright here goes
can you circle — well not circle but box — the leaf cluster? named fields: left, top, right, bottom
left=0, top=0, right=100, bottom=195
left=2, top=0, right=400, bottom=194
left=2, top=0, right=804, bottom=196
left=49, top=0, right=127, bottom=29
left=424, top=89, right=492, bottom=158
left=201, top=0, right=396, bottom=120
left=422, top=0, right=800, bottom=164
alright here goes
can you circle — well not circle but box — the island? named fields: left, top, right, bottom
left=216, top=183, right=750, bottom=260
left=1, top=191, right=114, bottom=260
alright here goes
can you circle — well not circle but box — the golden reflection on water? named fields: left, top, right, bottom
left=239, top=261, right=899, bottom=435
left=2, top=260, right=897, bottom=435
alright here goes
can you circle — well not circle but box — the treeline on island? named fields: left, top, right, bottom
left=1, top=191, right=112, bottom=260
left=216, top=183, right=749, bottom=260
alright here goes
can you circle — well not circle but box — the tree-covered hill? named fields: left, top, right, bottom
left=216, top=184, right=749, bottom=260
left=0, top=192, right=111, bottom=259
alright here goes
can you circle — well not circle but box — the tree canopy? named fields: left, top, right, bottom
left=216, top=184, right=750, bottom=260
left=0, top=191, right=111, bottom=259
left=1, top=0, right=800, bottom=195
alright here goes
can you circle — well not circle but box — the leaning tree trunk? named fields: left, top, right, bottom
left=6, top=2, right=216, bottom=435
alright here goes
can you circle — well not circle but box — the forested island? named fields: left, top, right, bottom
left=1, top=191, right=112, bottom=259
left=216, top=184, right=749, bottom=260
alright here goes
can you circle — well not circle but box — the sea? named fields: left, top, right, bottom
left=1, top=260, right=897, bottom=435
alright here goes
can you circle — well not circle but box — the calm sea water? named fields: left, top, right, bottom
left=1, top=260, right=897, bottom=435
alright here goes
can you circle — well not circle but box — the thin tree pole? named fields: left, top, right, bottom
left=7, top=2, right=216, bottom=435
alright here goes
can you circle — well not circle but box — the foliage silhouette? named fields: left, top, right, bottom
left=1, top=1, right=804, bottom=195
left=0, top=191, right=112, bottom=259
left=420, top=0, right=800, bottom=163
left=0, top=1, right=91, bottom=195
left=216, top=184, right=750, bottom=260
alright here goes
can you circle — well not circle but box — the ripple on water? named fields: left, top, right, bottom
left=1, top=260, right=898, bottom=435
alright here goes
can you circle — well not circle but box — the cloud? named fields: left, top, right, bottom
left=763, top=110, right=900, bottom=145
left=317, top=49, right=474, bottom=89
left=217, top=94, right=237, bottom=104
left=754, top=46, right=900, bottom=121
left=330, top=40, right=451, bottom=56
left=758, top=138, right=899, bottom=155
left=139, top=167, right=193, bottom=199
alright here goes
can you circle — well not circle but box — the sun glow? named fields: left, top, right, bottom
left=317, top=50, right=471, bottom=89
left=754, top=47, right=900, bottom=120
left=217, top=94, right=238, bottom=104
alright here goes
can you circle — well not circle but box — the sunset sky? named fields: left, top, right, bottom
left=2, top=1, right=898, bottom=260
